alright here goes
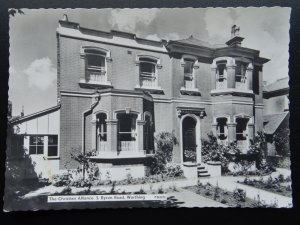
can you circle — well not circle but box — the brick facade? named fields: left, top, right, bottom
left=57, top=19, right=269, bottom=176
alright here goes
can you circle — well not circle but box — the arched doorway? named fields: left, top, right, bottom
left=182, top=116, right=197, bottom=162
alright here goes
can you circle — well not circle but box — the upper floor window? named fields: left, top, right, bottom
left=216, top=61, right=227, bottom=89
left=235, top=62, right=247, bottom=89
left=139, top=57, right=158, bottom=88
left=85, top=49, right=107, bottom=83
left=183, top=58, right=195, bottom=90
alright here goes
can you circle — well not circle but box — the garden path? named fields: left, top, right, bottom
left=169, top=188, right=227, bottom=207
left=199, top=169, right=292, bottom=208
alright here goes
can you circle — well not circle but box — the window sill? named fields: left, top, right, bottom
left=211, top=88, right=253, bottom=97
left=180, top=87, right=201, bottom=96
left=135, top=85, right=164, bottom=94
left=46, top=156, right=60, bottom=160
left=79, top=79, right=112, bottom=89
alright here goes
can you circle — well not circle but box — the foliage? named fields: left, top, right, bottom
left=240, top=174, right=292, bottom=197
left=184, top=150, right=196, bottom=162
left=8, top=9, right=25, bottom=17
left=52, top=148, right=99, bottom=188
left=273, top=128, right=290, bottom=157
left=165, top=163, right=184, bottom=177
left=248, top=131, right=267, bottom=169
left=114, top=172, right=185, bottom=186
left=201, top=132, right=240, bottom=173
left=150, top=131, right=178, bottom=174
left=233, top=188, right=246, bottom=203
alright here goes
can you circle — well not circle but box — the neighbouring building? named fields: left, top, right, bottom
left=8, top=16, right=270, bottom=180
left=263, top=77, right=289, bottom=157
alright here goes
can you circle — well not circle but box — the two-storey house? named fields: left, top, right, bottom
left=8, top=17, right=270, bottom=180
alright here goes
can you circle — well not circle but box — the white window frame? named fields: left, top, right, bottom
left=135, top=55, right=162, bottom=90
left=80, top=46, right=112, bottom=86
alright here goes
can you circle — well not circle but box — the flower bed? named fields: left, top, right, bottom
left=185, top=182, right=278, bottom=208
left=237, top=174, right=292, bottom=197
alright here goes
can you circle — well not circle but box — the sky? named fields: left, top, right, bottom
left=9, top=8, right=291, bottom=116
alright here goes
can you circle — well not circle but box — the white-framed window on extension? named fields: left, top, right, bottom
left=27, top=135, right=59, bottom=157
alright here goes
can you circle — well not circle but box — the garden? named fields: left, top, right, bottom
left=186, top=182, right=279, bottom=208
left=238, top=174, right=292, bottom=197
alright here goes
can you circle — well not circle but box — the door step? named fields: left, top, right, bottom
left=197, top=164, right=210, bottom=178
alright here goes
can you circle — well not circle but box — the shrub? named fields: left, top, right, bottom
left=233, top=188, right=246, bottom=203
left=273, top=128, right=290, bottom=157
left=248, top=131, right=267, bottom=170
left=202, top=133, right=240, bottom=173
left=52, top=172, right=72, bottom=187
left=158, top=185, right=164, bottom=194
left=221, top=199, right=227, bottom=204
left=60, top=186, right=72, bottom=195
left=150, top=131, right=178, bottom=175
left=165, top=163, right=183, bottom=177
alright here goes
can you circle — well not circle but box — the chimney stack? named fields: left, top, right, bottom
left=226, top=25, right=244, bottom=47
left=62, top=14, right=68, bottom=22
left=21, top=105, right=24, bottom=117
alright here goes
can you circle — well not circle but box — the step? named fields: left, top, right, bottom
left=197, top=170, right=209, bottom=174
left=197, top=166, right=205, bottom=170
left=198, top=173, right=210, bottom=178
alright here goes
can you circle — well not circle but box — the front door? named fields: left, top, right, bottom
left=182, top=117, right=197, bottom=162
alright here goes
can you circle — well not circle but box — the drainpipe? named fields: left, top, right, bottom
left=81, top=91, right=101, bottom=179
left=82, top=91, right=101, bottom=155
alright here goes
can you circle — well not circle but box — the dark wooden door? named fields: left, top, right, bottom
left=182, top=117, right=196, bottom=162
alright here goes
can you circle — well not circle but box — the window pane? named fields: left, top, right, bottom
left=87, top=55, right=105, bottom=67
left=217, top=64, right=226, bottom=76
left=29, top=136, right=37, bottom=145
left=36, top=136, right=44, bottom=145
left=48, top=135, right=58, bottom=145
left=184, top=60, right=194, bottom=74
left=140, top=62, right=155, bottom=74
left=37, top=145, right=44, bottom=154
left=29, top=146, right=36, bottom=155
left=48, top=146, right=58, bottom=157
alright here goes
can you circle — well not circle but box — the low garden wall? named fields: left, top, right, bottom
left=205, top=161, right=221, bottom=177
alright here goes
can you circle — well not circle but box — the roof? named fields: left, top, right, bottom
left=170, top=35, right=215, bottom=48
left=9, top=105, right=61, bottom=125
left=263, top=111, right=289, bottom=135
left=57, top=20, right=168, bottom=53
left=263, top=77, right=289, bottom=93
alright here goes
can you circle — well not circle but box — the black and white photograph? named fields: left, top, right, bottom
left=4, top=7, right=292, bottom=211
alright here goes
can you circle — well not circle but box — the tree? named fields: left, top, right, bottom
left=273, top=128, right=290, bottom=157
left=248, top=131, right=267, bottom=169
left=8, top=9, right=24, bottom=17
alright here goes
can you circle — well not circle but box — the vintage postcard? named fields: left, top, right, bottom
left=5, top=7, right=292, bottom=211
